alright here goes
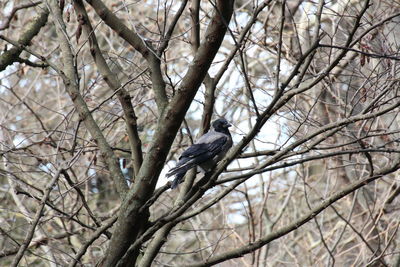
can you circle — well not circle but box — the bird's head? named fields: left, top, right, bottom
left=212, top=118, right=232, bottom=133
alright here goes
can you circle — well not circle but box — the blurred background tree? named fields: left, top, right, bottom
left=1, top=0, right=400, bottom=266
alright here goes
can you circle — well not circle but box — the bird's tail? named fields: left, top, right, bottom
left=170, top=172, right=185, bottom=189
left=166, top=161, right=192, bottom=178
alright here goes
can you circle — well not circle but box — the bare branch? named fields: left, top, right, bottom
left=103, top=1, right=235, bottom=265
left=44, top=0, right=129, bottom=197
left=191, top=157, right=400, bottom=266
left=0, top=7, right=49, bottom=71
left=11, top=168, right=63, bottom=267
left=0, top=1, right=42, bottom=30
left=84, top=0, right=168, bottom=111
left=68, top=216, right=118, bottom=267
left=73, top=0, right=143, bottom=177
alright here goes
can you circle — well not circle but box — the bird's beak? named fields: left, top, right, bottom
left=226, top=123, right=232, bottom=128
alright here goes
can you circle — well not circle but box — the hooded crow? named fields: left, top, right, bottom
left=166, top=118, right=233, bottom=189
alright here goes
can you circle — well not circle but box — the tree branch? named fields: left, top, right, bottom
left=68, top=215, right=118, bottom=267
left=1, top=229, right=83, bottom=258
left=157, top=0, right=189, bottom=55
left=45, top=0, right=129, bottom=197
left=190, top=157, right=400, bottom=266
left=0, top=7, right=49, bottom=71
left=0, top=1, right=42, bottom=30
left=102, top=1, right=235, bottom=265
left=73, top=0, right=143, bottom=177
left=84, top=0, right=168, bottom=112
left=11, top=168, right=63, bottom=267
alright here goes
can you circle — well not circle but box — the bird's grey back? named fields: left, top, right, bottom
left=196, top=130, right=229, bottom=145
left=197, top=129, right=232, bottom=172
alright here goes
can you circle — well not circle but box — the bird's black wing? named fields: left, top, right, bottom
left=180, top=136, right=227, bottom=160
left=166, top=136, right=228, bottom=178
left=167, top=130, right=231, bottom=189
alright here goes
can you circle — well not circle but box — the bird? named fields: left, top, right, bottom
left=166, top=118, right=233, bottom=189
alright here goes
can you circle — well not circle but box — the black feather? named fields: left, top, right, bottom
left=180, top=137, right=227, bottom=159
left=166, top=118, right=232, bottom=189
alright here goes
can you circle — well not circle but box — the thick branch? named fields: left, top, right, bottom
left=201, top=1, right=271, bottom=131
left=84, top=0, right=168, bottom=111
left=73, top=0, right=143, bottom=177
left=45, top=0, right=128, bottom=197
left=103, top=1, right=234, bottom=265
left=0, top=1, right=42, bottom=30
left=157, top=0, right=189, bottom=55
left=0, top=7, right=49, bottom=71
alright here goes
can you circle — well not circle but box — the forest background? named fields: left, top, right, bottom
left=1, top=0, right=400, bottom=266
